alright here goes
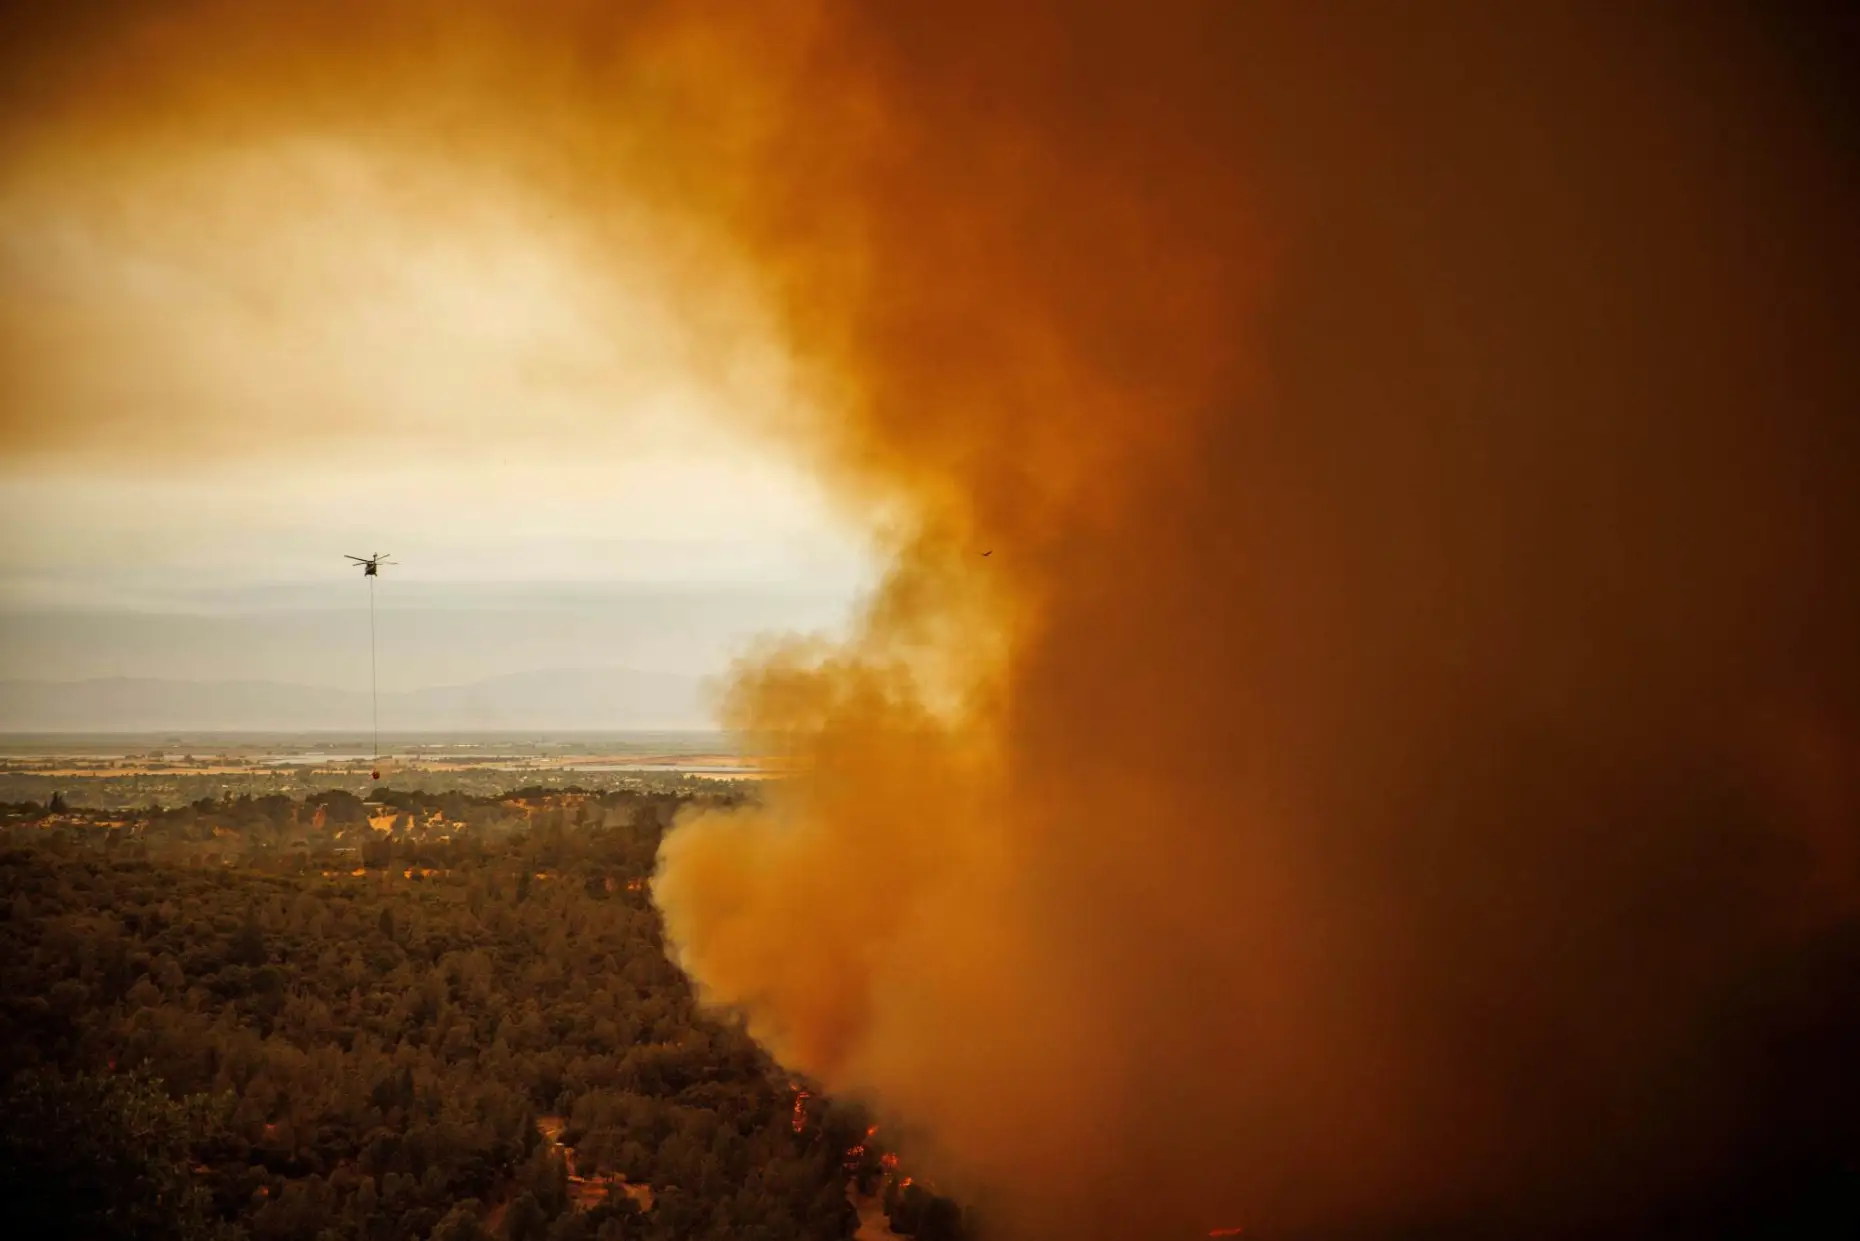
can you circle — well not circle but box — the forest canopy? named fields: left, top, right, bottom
left=0, top=789, right=969, bottom=1241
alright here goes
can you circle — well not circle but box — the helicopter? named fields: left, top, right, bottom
left=346, top=552, right=395, bottom=577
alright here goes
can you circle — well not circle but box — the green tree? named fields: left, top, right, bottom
left=430, top=1201, right=491, bottom=1241
left=501, top=1192, right=546, bottom=1241
left=0, top=1068, right=234, bottom=1241
left=232, top=908, right=268, bottom=967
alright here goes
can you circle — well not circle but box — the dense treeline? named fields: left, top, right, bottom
left=0, top=764, right=746, bottom=810
left=2, top=783, right=719, bottom=872
left=0, top=790, right=964, bottom=1241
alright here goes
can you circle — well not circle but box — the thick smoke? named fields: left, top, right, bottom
left=661, top=6, right=1860, bottom=1237
left=7, top=4, right=1860, bottom=1238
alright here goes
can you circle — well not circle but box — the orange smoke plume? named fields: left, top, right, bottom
left=648, top=5, right=1860, bottom=1238
left=4, top=4, right=1859, bottom=1240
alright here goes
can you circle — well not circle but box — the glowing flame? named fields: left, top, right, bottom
left=844, top=1124, right=890, bottom=1169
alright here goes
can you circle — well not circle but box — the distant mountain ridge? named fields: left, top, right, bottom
left=0, top=668, right=710, bottom=732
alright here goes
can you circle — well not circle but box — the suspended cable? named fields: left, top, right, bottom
left=369, top=572, right=378, bottom=767
left=345, top=553, right=395, bottom=780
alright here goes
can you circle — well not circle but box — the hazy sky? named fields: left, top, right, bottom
left=0, top=135, right=876, bottom=692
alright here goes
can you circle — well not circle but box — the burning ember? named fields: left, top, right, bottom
left=791, top=1088, right=810, bottom=1134
left=843, top=1123, right=895, bottom=1172
left=1208, top=1229, right=1244, bottom=1237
